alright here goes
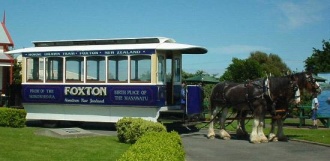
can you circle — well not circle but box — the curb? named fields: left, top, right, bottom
left=290, top=138, right=330, bottom=147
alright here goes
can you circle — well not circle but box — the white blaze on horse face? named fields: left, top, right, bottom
left=294, top=88, right=301, bottom=104
left=315, top=82, right=322, bottom=93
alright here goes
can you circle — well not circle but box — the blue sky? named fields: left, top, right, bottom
left=1, top=0, right=329, bottom=76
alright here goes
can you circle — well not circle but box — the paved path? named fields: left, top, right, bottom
left=181, top=129, right=330, bottom=161
left=28, top=121, right=330, bottom=161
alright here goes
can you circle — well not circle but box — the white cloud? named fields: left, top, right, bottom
left=278, top=0, right=328, bottom=29
left=209, top=45, right=271, bottom=55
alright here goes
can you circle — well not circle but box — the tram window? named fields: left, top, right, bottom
left=26, top=58, right=43, bottom=82
left=86, top=56, right=106, bottom=83
left=174, top=58, right=181, bottom=82
left=65, top=57, right=84, bottom=82
left=45, top=57, right=63, bottom=82
left=130, top=55, right=151, bottom=83
left=166, top=58, right=172, bottom=82
left=108, top=56, right=128, bottom=83
left=157, top=55, right=165, bottom=83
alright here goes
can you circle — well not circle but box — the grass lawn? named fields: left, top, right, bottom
left=198, top=117, right=330, bottom=145
left=1, top=118, right=329, bottom=161
left=0, top=127, right=130, bottom=161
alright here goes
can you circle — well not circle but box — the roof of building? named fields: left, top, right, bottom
left=0, top=12, right=14, bottom=66
left=0, top=12, right=14, bottom=46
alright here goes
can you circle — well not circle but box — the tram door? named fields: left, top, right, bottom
left=163, top=53, right=181, bottom=106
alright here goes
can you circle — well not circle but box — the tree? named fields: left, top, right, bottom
left=12, top=59, right=22, bottom=84
left=220, top=51, right=291, bottom=82
left=304, top=39, right=330, bottom=73
left=220, top=58, right=263, bottom=82
left=249, top=51, right=290, bottom=76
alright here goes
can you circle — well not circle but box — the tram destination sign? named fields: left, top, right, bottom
left=22, top=49, right=156, bottom=57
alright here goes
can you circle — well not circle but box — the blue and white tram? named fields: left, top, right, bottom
left=7, top=37, right=207, bottom=124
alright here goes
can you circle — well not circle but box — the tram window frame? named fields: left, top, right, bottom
left=174, top=58, right=181, bottom=83
left=26, top=57, right=44, bottom=82
left=157, top=55, right=165, bottom=83
left=65, top=57, right=84, bottom=83
left=45, top=57, right=63, bottom=83
left=108, top=56, right=128, bottom=83
left=86, top=56, right=106, bottom=83
left=130, top=55, right=151, bottom=83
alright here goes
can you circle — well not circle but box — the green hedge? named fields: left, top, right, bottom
left=116, top=117, right=166, bottom=144
left=118, top=131, right=185, bottom=161
left=0, top=108, right=27, bottom=128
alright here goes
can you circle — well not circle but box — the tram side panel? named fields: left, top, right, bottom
left=21, top=84, right=166, bottom=122
left=186, top=85, right=203, bottom=115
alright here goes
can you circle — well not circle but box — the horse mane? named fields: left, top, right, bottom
left=292, top=71, right=308, bottom=84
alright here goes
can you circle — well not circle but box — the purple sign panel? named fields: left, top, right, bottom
left=22, top=85, right=165, bottom=106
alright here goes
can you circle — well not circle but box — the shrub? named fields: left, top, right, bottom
left=118, top=131, right=185, bottom=161
left=0, top=108, right=26, bottom=128
left=116, top=117, right=166, bottom=144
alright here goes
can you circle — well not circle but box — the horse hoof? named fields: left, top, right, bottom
left=207, top=135, right=215, bottom=139
left=222, top=136, right=231, bottom=140
left=261, top=139, right=269, bottom=143
left=269, top=137, right=278, bottom=142
left=250, top=140, right=261, bottom=144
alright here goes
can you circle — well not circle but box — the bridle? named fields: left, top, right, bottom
left=306, top=74, right=321, bottom=94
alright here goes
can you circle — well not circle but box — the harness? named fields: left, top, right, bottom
left=244, top=79, right=267, bottom=111
left=267, top=77, right=300, bottom=118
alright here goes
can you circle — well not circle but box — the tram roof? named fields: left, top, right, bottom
left=6, top=37, right=207, bottom=55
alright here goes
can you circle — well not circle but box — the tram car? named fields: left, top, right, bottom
left=7, top=37, right=207, bottom=126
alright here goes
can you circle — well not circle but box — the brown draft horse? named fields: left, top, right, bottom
left=233, top=75, right=301, bottom=142
left=267, top=72, right=321, bottom=142
left=207, top=79, right=269, bottom=143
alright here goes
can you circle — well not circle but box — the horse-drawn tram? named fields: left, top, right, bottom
left=7, top=37, right=207, bottom=126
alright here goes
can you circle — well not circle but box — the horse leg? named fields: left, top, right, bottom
left=219, top=107, right=231, bottom=140
left=276, top=118, right=288, bottom=141
left=250, top=106, right=268, bottom=143
left=236, top=110, right=249, bottom=139
left=250, top=117, right=260, bottom=143
left=257, top=115, right=268, bottom=143
left=268, top=117, right=278, bottom=142
left=207, top=107, right=217, bottom=139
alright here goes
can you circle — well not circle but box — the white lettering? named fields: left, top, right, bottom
left=90, top=99, right=105, bottom=103
left=124, top=96, right=148, bottom=101
left=64, top=87, right=107, bottom=96
left=29, top=94, right=56, bottom=99
left=65, top=98, right=80, bottom=103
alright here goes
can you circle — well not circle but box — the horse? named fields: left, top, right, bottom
left=235, top=72, right=322, bottom=142
left=264, top=75, right=301, bottom=141
left=292, top=72, right=321, bottom=95
left=234, top=75, right=301, bottom=141
left=207, top=79, right=269, bottom=143
left=267, top=72, right=321, bottom=141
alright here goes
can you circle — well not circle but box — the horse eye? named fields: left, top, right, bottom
left=312, top=78, right=316, bottom=83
